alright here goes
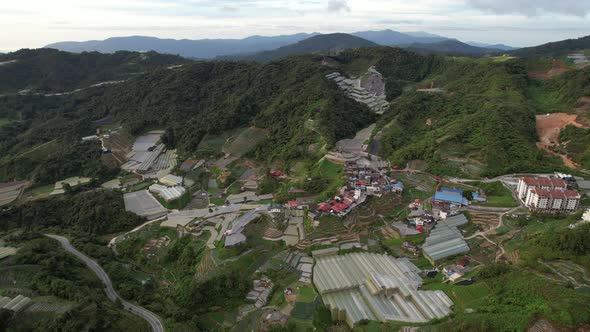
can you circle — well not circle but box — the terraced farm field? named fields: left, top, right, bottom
left=309, top=216, right=347, bottom=240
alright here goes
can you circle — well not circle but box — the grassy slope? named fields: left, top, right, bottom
left=465, top=181, right=518, bottom=207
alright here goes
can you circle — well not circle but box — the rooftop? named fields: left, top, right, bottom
left=313, top=253, right=453, bottom=326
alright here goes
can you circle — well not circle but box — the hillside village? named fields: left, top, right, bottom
left=5, top=64, right=587, bottom=330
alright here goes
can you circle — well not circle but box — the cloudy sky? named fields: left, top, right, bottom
left=1, top=0, right=589, bottom=51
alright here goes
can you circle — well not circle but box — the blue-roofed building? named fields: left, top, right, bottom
left=433, top=191, right=469, bottom=206
left=471, top=192, right=487, bottom=202
left=440, top=187, right=463, bottom=195
left=391, top=182, right=404, bottom=193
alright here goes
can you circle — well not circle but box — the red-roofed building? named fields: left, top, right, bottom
left=551, top=178, right=567, bottom=189
left=524, top=187, right=580, bottom=212
left=288, top=201, right=298, bottom=208
left=517, top=176, right=578, bottom=212
left=331, top=202, right=349, bottom=213
left=537, top=177, right=552, bottom=189
left=270, top=170, right=285, bottom=177
left=318, top=203, right=331, bottom=212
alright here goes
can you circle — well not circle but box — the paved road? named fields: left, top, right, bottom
left=45, top=234, right=165, bottom=332
left=202, top=226, right=219, bottom=249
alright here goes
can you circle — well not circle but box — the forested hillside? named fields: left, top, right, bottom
left=512, top=35, right=590, bottom=57
left=0, top=190, right=142, bottom=234
left=0, top=48, right=187, bottom=93
left=0, top=47, right=586, bottom=184
left=404, top=39, right=502, bottom=56
left=375, top=58, right=564, bottom=176
left=0, top=52, right=378, bottom=182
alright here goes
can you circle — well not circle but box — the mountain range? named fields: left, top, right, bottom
left=511, top=35, right=590, bottom=57
left=226, top=33, right=378, bottom=61
left=45, top=29, right=514, bottom=59
left=404, top=39, right=505, bottom=56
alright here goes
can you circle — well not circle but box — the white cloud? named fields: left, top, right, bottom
left=466, top=0, right=590, bottom=17
left=327, top=0, right=350, bottom=13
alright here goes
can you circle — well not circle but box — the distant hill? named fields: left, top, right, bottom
left=45, top=33, right=318, bottom=59
left=239, top=33, right=378, bottom=61
left=404, top=39, right=503, bottom=56
left=467, top=42, right=517, bottom=51
left=44, top=30, right=527, bottom=60
left=511, top=35, right=590, bottom=57
left=44, top=30, right=455, bottom=59
left=0, top=48, right=187, bottom=93
left=351, top=29, right=447, bottom=46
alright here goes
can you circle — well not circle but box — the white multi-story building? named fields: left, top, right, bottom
left=518, top=176, right=580, bottom=212
left=517, top=176, right=566, bottom=200
left=523, top=188, right=580, bottom=212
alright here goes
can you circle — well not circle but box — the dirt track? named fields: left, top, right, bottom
left=536, top=113, right=588, bottom=168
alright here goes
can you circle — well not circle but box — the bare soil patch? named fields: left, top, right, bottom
left=528, top=60, right=571, bottom=80
left=102, top=132, right=132, bottom=167
left=536, top=113, right=590, bottom=168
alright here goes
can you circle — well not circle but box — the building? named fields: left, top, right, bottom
left=50, top=176, right=92, bottom=195
left=123, top=190, right=168, bottom=220
left=422, top=214, right=469, bottom=264
left=149, top=184, right=186, bottom=202
left=433, top=188, right=469, bottom=206
left=471, top=192, right=487, bottom=202
left=517, top=176, right=580, bottom=212
left=0, top=295, right=31, bottom=312
left=584, top=209, right=590, bottom=222
left=517, top=176, right=567, bottom=200
left=313, top=253, right=453, bottom=328
left=158, top=174, right=183, bottom=187
left=225, top=209, right=263, bottom=247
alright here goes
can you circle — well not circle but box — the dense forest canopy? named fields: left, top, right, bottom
left=0, top=48, right=187, bottom=93
left=0, top=190, right=142, bottom=234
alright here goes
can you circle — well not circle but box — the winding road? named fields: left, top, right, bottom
left=45, top=234, right=165, bottom=332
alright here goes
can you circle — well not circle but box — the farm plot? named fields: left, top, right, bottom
left=309, top=216, right=347, bottom=240
left=123, top=190, right=168, bottom=220
left=469, top=212, right=500, bottom=232
left=25, top=296, right=73, bottom=314
left=0, top=181, right=27, bottom=206
left=101, top=132, right=132, bottom=168
left=290, top=301, right=318, bottom=320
